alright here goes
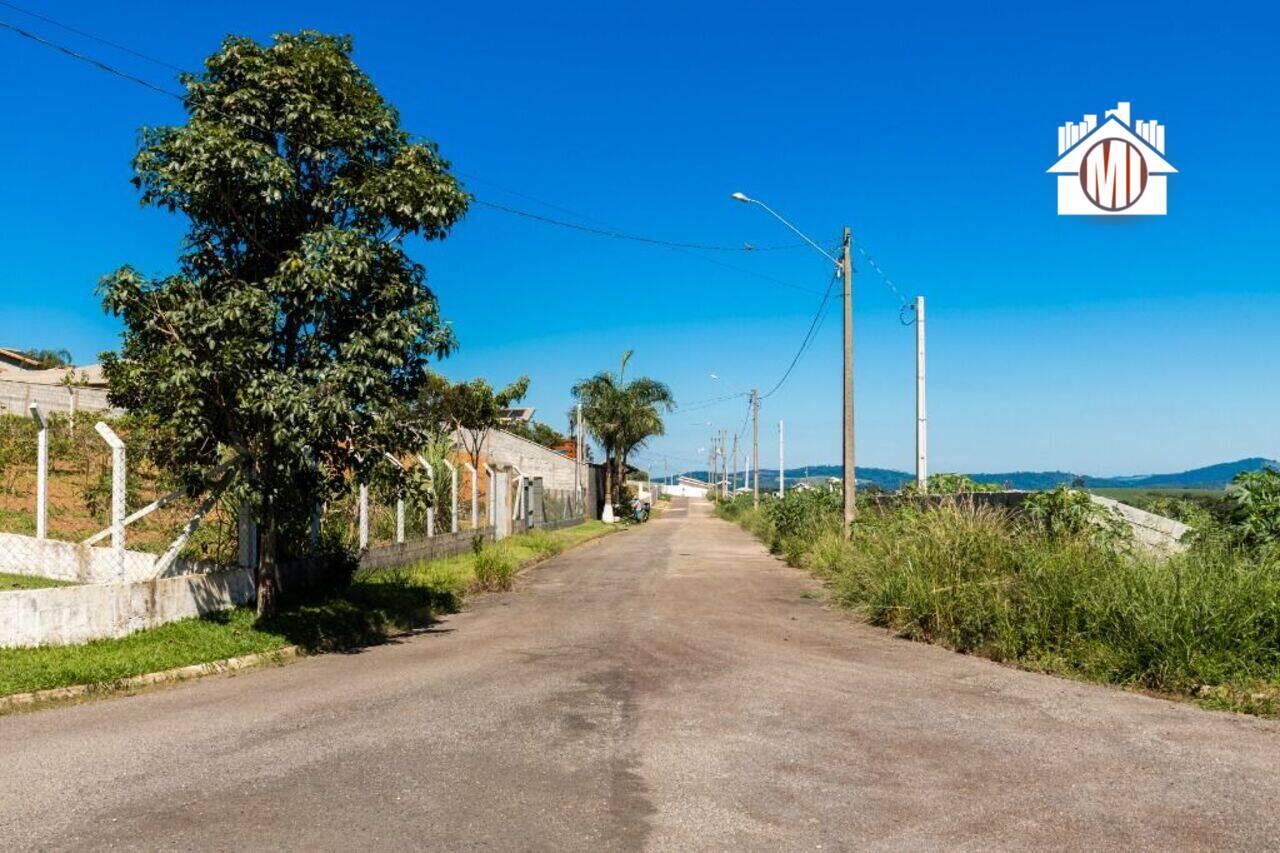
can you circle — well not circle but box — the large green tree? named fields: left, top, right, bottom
left=572, top=351, right=674, bottom=509
left=99, top=32, right=468, bottom=615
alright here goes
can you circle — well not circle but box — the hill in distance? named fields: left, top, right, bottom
left=673, top=458, right=1276, bottom=492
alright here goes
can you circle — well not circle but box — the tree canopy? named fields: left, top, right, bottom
left=98, top=31, right=468, bottom=613
left=419, top=372, right=530, bottom=470
left=572, top=351, right=674, bottom=506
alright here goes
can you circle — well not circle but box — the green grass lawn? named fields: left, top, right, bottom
left=0, top=572, right=76, bottom=591
left=0, top=521, right=614, bottom=700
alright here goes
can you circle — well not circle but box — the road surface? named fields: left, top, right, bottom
left=3, top=499, right=1279, bottom=850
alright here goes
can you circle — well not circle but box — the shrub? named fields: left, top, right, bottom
left=724, top=494, right=1280, bottom=714
left=902, top=473, right=1000, bottom=495
left=472, top=544, right=517, bottom=591
left=1229, top=467, right=1280, bottom=548
left=1022, top=486, right=1129, bottom=546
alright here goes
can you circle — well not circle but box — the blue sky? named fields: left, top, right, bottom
left=0, top=0, right=1276, bottom=476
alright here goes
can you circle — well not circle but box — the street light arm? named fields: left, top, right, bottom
left=735, top=194, right=842, bottom=267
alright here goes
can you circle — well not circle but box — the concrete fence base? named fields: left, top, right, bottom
left=0, top=532, right=159, bottom=584
left=0, top=567, right=254, bottom=648
left=359, top=526, right=496, bottom=571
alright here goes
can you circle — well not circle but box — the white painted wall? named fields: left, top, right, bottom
left=0, top=532, right=158, bottom=584
left=0, top=567, right=254, bottom=648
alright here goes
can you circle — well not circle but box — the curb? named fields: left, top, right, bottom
left=0, top=645, right=302, bottom=713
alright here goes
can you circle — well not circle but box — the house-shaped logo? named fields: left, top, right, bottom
left=1047, top=101, right=1176, bottom=215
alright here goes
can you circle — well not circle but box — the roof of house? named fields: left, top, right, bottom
left=0, top=347, right=42, bottom=369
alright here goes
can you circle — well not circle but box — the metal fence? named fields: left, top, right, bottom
left=2, top=408, right=585, bottom=587
left=0, top=410, right=240, bottom=584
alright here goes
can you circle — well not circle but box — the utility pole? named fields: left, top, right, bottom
left=842, top=226, right=856, bottom=534
left=915, top=295, right=927, bottom=492
left=751, top=389, right=760, bottom=507
left=778, top=419, right=785, bottom=498
left=720, top=428, right=728, bottom=498
left=731, top=434, right=739, bottom=495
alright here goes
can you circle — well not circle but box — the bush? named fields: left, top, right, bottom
left=1022, top=486, right=1129, bottom=546
left=1229, top=467, right=1280, bottom=548
left=472, top=544, right=517, bottom=591
left=726, top=494, right=1280, bottom=714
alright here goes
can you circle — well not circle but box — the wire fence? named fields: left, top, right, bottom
left=1, top=408, right=589, bottom=588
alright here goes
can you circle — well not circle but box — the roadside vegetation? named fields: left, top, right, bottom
left=0, top=522, right=611, bottom=700
left=718, top=470, right=1280, bottom=717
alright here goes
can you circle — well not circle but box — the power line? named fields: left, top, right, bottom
left=0, top=0, right=183, bottom=71
left=472, top=198, right=792, bottom=254
left=0, top=15, right=813, bottom=264
left=0, top=11, right=906, bottom=443
left=0, top=20, right=184, bottom=101
left=760, top=266, right=840, bottom=400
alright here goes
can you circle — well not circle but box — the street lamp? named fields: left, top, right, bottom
left=732, top=192, right=857, bottom=535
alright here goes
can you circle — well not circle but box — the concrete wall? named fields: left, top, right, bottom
left=0, top=532, right=158, bottom=584
left=0, top=567, right=254, bottom=648
left=0, top=379, right=116, bottom=417
left=471, top=429, right=581, bottom=491
left=359, top=527, right=495, bottom=571
left=1089, top=494, right=1191, bottom=555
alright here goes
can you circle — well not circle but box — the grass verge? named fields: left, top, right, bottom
left=0, top=572, right=77, bottom=591
left=0, top=521, right=614, bottom=701
left=718, top=494, right=1280, bottom=718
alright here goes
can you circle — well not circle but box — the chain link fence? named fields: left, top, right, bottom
left=2, top=408, right=585, bottom=588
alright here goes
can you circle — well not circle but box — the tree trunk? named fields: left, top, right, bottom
left=603, top=456, right=614, bottom=507
left=256, top=512, right=279, bottom=619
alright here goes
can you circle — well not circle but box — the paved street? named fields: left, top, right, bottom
left=3, top=498, right=1279, bottom=851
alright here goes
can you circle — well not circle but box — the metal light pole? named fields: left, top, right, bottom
left=733, top=193, right=855, bottom=534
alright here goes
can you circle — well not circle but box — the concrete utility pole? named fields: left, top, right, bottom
left=720, top=429, right=728, bottom=498
left=731, top=434, right=739, bottom=495
left=751, top=389, right=760, bottom=507
left=731, top=195, right=854, bottom=531
left=841, top=227, right=856, bottom=533
left=915, top=295, right=928, bottom=492
left=778, top=419, right=785, bottom=498
left=576, top=404, right=585, bottom=517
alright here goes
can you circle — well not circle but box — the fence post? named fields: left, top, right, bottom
left=464, top=461, right=478, bottom=530
left=94, top=422, right=127, bottom=579
left=414, top=455, right=436, bottom=538
left=308, top=452, right=321, bottom=548
left=441, top=458, right=459, bottom=534
left=358, top=483, right=369, bottom=550
left=29, top=404, right=47, bottom=539
left=492, top=468, right=511, bottom=540
left=396, top=498, right=405, bottom=544
left=487, top=464, right=499, bottom=529
left=238, top=501, right=257, bottom=571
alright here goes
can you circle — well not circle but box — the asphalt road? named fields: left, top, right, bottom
left=3, top=498, right=1279, bottom=851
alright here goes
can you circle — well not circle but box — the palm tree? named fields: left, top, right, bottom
left=572, top=351, right=674, bottom=512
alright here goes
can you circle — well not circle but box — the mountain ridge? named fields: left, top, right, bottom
left=672, top=457, right=1277, bottom=492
